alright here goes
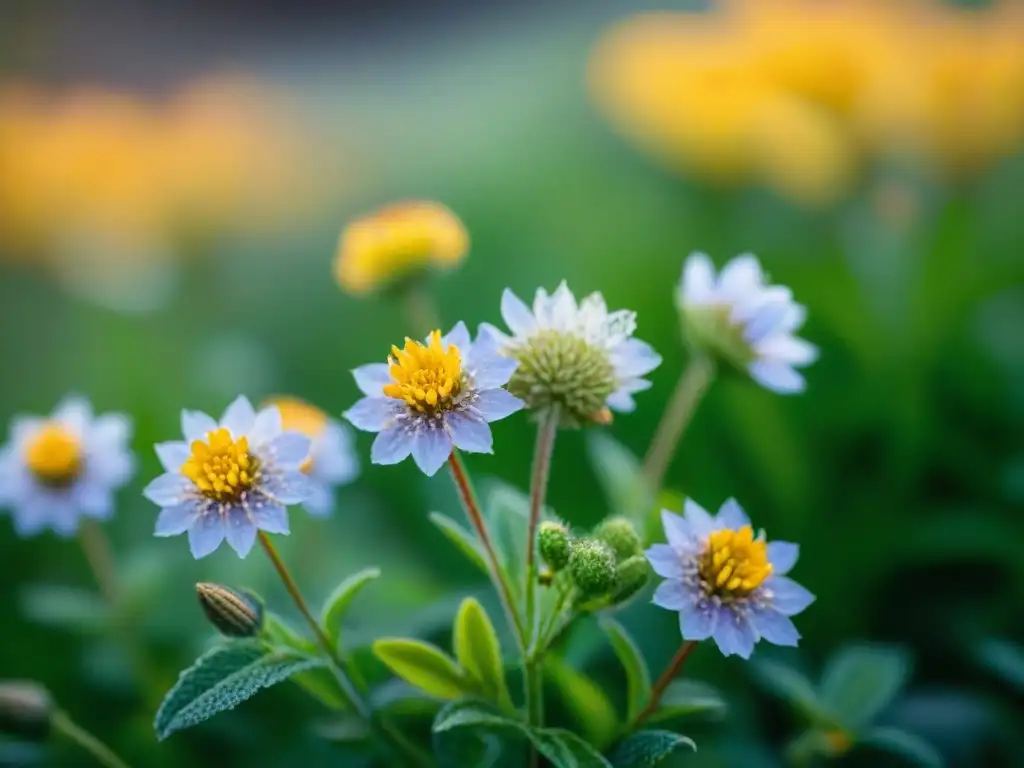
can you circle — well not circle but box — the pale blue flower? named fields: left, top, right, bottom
left=0, top=395, right=134, bottom=537
left=647, top=498, right=814, bottom=659
left=344, top=322, right=524, bottom=477
left=481, top=282, right=661, bottom=425
left=677, top=252, right=818, bottom=394
left=143, top=395, right=312, bottom=559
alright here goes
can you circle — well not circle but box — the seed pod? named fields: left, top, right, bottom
left=196, top=583, right=264, bottom=638
left=0, top=681, right=52, bottom=740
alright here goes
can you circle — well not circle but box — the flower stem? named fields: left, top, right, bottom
left=523, top=406, right=559, bottom=766
left=257, top=533, right=368, bottom=719
left=447, top=451, right=526, bottom=648
left=402, top=281, right=443, bottom=335
left=51, top=709, right=132, bottom=768
left=641, top=356, right=715, bottom=500
left=630, top=640, right=698, bottom=729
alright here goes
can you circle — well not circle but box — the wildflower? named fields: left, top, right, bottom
left=195, top=583, right=264, bottom=638
left=647, top=498, right=814, bottom=659
left=334, top=201, right=469, bottom=295
left=482, top=282, right=661, bottom=427
left=0, top=396, right=134, bottom=537
left=677, top=252, right=817, bottom=394
left=143, top=396, right=312, bottom=559
left=344, top=322, right=523, bottom=477
left=262, top=396, right=358, bottom=517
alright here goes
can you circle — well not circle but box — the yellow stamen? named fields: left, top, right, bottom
left=382, top=330, right=463, bottom=414
left=181, top=428, right=258, bottom=502
left=262, top=395, right=325, bottom=474
left=25, top=423, right=81, bottom=485
left=698, top=525, right=773, bottom=600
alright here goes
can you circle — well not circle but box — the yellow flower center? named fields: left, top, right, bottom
left=180, top=428, right=259, bottom=502
left=698, top=525, right=773, bottom=600
left=263, top=396, right=325, bottom=474
left=25, top=423, right=82, bottom=485
left=382, top=330, right=463, bottom=413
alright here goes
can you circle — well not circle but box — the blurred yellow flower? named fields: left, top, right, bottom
left=589, top=0, right=1024, bottom=206
left=334, top=201, right=469, bottom=296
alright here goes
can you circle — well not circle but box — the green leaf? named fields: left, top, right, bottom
left=433, top=700, right=611, bottom=768
left=975, top=638, right=1024, bottom=694
left=608, top=730, right=697, bottom=767
left=484, top=482, right=530, bottom=585
left=453, top=598, right=512, bottom=711
left=644, top=680, right=727, bottom=724
left=586, top=433, right=647, bottom=520
left=429, top=512, right=488, bottom=575
left=320, top=567, right=381, bottom=647
left=820, top=644, right=911, bottom=729
left=599, top=618, right=651, bottom=722
left=314, top=715, right=374, bottom=743
left=290, top=664, right=350, bottom=711
left=751, top=659, right=831, bottom=726
left=861, top=727, right=944, bottom=768
left=373, top=638, right=470, bottom=701
left=154, top=640, right=323, bottom=740
left=545, top=656, right=619, bottom=750
left=19, top=585, right=109, bottom=634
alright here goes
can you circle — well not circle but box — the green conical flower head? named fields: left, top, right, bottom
left=538, top=521, right=571, bottom=571
left=610, top=555, right=651, bottom=605
left=568, top=539, right=617, bottom=598
left=593, top=516, right=643, bottom=561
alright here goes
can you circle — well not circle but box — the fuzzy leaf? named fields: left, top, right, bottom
left=484, top=482, right=530, bottom=586
left=453, top=598, right=512, bottom=711
left=644, top=680, right=727, bottom=724
left=608, top=730, right=697, bottom=767
left=154, top=640, right=322, bottom=740
left=820, top=644, right=911, bottom=729
left=545, top=656, right=619, bottom=750
left=373, top=638, right=470, bottom=701
left=752, top=659, right=831, bottom=726
left=320, top=567, right=381, bottom=647
left=600, top=618, right=651, bottom=722
left=433, top=700, right=611, bottom=767
left=861, top=727, right=944, bottom=767
left=429, top=512, right=489, bottom=575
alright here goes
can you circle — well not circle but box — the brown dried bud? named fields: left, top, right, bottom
left=196, top=583, right=264, bottom=638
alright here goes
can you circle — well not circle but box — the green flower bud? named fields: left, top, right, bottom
left=506, top=330, right=618, bottom=428
left=568, top=539, right=617, bottom=598
left=593, top=516, right=642, bottom=561
left=610, top=555, right=651, bottom=605
left=0, top=681, right=52, bottom=740
left=538, top=521, right=571, bottom=571
left=196, top=583, right=264, bottom=638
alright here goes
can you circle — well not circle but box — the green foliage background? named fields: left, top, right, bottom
left=1, top=4, right=1023, bottom=766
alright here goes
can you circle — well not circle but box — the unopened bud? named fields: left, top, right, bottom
left=590, top=408, right=613, bottom=426
left=610, top=555, right=651, bottom=604
left=538, top=568, right=554, bottom=587
left=538, top=521, right=571, bottom=572
left=196, top=583, right=264, bottom=638
left=593, top=516, right=642, bottom=561
left=568, top=539, right=617, bottom=598
left=0, top=681, right=52, bottom=740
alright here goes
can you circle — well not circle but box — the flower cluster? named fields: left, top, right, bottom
left=589, top=0, right=1024, bottom=205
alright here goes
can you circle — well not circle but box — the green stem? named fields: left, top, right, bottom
left=447, top=452, right=526, bottom=648
left=629, top=640, right=698, bottom=730
left=51, top=710, right=132, bottom=768
left=401, top=281, right=443, bottom=336
left=641, top=356, right=715, bottom=500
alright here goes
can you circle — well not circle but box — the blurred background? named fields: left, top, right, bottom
left=1, top=0, right=1023, bottom=765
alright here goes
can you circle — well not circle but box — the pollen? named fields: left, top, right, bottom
left=382, top=330, right=463, bottom=413
left=698, top=525, right=773, bottom=600
left=180, top=428, right=259, bottom=502
left=25, top=423, right=82, bottom=485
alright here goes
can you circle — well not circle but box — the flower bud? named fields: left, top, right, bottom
left=0, top=681, right=52, bottom=740
left=196, top=583, right=264, bottom=638
left=538, top=521, right=571, bottom=572
left=593, top=516, right=642, bottom=561
left=568, top=539, right=617, bottom=598
left=610, top=555, right=651, bottom=604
